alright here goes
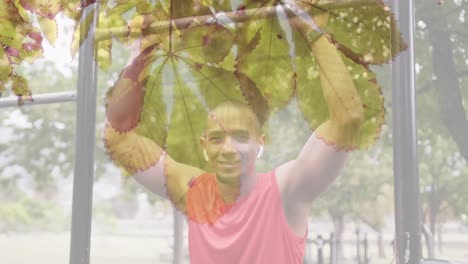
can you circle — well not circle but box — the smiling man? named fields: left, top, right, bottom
left=104, top=34, right=364, bottom=263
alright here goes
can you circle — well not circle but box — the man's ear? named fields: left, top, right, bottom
left=200, top=135, right=206, bottom=148
left=259, top=134, right=266, bottom=145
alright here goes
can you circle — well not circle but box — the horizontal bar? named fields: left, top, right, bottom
left=94, top=3, right=307, bottom=42
left=0, top=91, right=76, bottom=108
left=93, top=1, right=385, bottom=42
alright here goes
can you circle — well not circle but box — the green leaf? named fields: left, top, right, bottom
left=297, top=0, right=407, bottom=65
left=37, top=16, right=57, bottom=45
left=199, top=0, right=232, bottom=11
left=107, top=32, right=246, bottom=169
left=180, top=22, right=235, bottom=64
left=70, top=9, right=95, bottom=58
left=18, top=0, right=62, bottom=19
left=236, top=5, right=296, bottom=110
left=0, top=81, right=7, bottom=97
left=0, top=48, right=12, bottom=82
left=296, top=52, right=385, bottom=150
left=19, top=28, right=44, bottom=63
left=12, top=75, right=31, bottom=96
left=97, top=38, right=112, bottom=71
left=135, top=0, right=155, bottom=14
left=137, top=53, right=246, bottom=168
left=169, top=0, right=195, bottom=20
left=13, top=0, right=30, bottom=22
left=99, top=4, right=133, bottom=44
left=0, top=20, right=23, bottom=48
left=61, top=0, right=81, bottom=20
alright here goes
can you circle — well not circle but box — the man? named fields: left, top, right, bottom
left=104, top=33, right=364, bottom=263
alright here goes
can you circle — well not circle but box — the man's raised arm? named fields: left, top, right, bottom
left=103, top=45, right=205, bottom=213
left=280, top=34, right=365, bottom=206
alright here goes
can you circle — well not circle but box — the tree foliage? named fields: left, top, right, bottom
left=91, top=0, right=406, bottom=173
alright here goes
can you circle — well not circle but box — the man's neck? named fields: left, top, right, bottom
left=217, top=169, right=258, bottom=204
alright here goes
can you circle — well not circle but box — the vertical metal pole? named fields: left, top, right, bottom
left=317, top=235, right=324, bottom=264
left=356, top=227, right=361, bottom=264
left=363, top=235, right=368, bottom=264
left=391, top=0, right=422, bottom=263
left=173, top=209, right=185, bottom=264
left=330, top=233, right=336, bottom=264
left=69, top=3, right=99, bottom=264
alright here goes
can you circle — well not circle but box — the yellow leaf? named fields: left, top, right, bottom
left=97, top=39, right=112, bottom=71
left=38, top=16, right=57, bottom=45
left=70, top=9, right=95, bottom=58
left=0, top=82, right=7, bottom=95
left=12, top=75, right=31, bottom=96
left=0, top=48, right=12, bottom=82
left=13, top=0, right=30, bottom=22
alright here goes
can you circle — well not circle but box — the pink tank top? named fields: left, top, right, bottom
left=187, top=169, right=308, bottom=263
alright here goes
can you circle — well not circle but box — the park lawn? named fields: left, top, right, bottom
left=0, top=232, right=466, bottom=264
left=0, top=232, right=178, bottom=264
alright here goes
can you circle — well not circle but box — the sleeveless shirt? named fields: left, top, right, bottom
left=186, top=169, right=308, bottom=263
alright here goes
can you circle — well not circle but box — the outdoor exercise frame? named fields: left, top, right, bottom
left=0, top=1, right=423, bottom=263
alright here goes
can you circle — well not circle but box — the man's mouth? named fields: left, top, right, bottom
left=218, top=160, right=240, bottom=166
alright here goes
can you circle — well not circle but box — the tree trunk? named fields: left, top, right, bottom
left=429, top=187, right=436, bottom=236
left=424, top=9, right=468, bottom=163
left=377, top=231, right=386, bottom=258
left=173, top=208, right=185, bottom=264
left=331, top=212, right=345, bottom=261
left=437, top=222, right=444, bottom=254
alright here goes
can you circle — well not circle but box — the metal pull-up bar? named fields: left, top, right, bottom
left=68, top=2, right=99, bottom=264
left=0, top=91, right=76, bottom=108
left=391, top=0, right=422, bottom=263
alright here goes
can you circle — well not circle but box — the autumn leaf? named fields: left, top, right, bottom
left=102, top=0, right=407, bottom=170
left=12, top=0, right=30, bottom=22
left=106, top=6, right=248, bottom=169
left=11, top=75, right=31, bottom=96
left=0, top=82, right=7, bottom=96
left=296, top=0, right=407, bottom=65
left=296, top=41, right=385, bottom=150
left=180, top=22, right=235, bottom=64
left=0, top=48, right=12, bottom=82
left=70, top=9, right=95, bottom=58
left=235, top=4, right=296, bottom=110
left=97, top=38, right=112, bottom=71
left=37, top=16, right=57, bottom=45
left=18, top=0, right=62, bottom=20
left=20, top=29, right=44, bottom=63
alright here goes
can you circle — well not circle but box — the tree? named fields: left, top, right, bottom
left=413, top=0, right=468, bottom=254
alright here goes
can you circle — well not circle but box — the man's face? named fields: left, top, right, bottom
left=201, top=105, right=263, bottom=184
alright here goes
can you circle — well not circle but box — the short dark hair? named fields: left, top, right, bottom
left=207, top=100, right=262, bottom=136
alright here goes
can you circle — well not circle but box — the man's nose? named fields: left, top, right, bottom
left=222, top=136, right=237, bottom=153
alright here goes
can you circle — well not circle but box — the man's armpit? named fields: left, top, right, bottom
left=163, top=159, right=205, bottom=214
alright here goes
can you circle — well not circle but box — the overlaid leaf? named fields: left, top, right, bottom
left=11, top=75, right=31, bottom=96
left=0, top=48, right=12, bottom=82
left=70, top=9, right=95, bottom=58
left=97, top=38, right=112, bottom=71
left=236, top=4, right=296, bottom=110
left=19, top=0, right=62, bottom=19
left=37, top=16, right=57, bottom=45
left=20, top=28, right=44, bottom=63
left=296, top=44, right=385, bottom=150
left=296, top=0, right=407, bottom=65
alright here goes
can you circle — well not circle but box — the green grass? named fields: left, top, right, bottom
left=1, top=233, right=467, bottom=264
left=0, top=233, right=176, bottom=264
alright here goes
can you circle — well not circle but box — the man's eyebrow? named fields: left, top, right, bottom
left=207, top=130, right=224, bottom=136
left=231, top=129, right=250, bottom=135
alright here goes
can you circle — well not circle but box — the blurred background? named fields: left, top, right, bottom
left=0, top=0, right=467, bottom=264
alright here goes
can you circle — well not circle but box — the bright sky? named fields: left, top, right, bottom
left=41, top=14, right=77, bottom=78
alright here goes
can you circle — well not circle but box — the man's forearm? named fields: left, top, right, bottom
left=310, top=35, right=364, bottom=148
